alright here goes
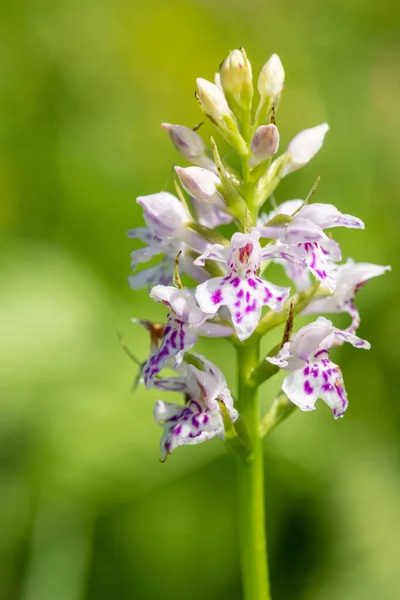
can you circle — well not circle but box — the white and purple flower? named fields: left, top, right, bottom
left=128, top=192, right=209, bottom=289
left=142, top=285, right=232, bottom=385
left=302, top=258, right=391, bottom=332
left=194, top=231, right=303, bottom=341
left=256, top=201, right=364, bottom=291
left=152, top=354, right=238, bottom=459
left=267, top=316, right=370, bottom=418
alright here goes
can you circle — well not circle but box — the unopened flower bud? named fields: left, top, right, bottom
left=175, top=166, right=222, bottom=203
left=258, top=54, right=285, bottom=98
left=220, top=49, right=252, bottom=98
left=161, top=123, right=206, bottom=162
left=286, top=123, right=329, bottom=173
left=249, top=124, right=280, bottom=166
left=196, top=78, right=232, bottom=122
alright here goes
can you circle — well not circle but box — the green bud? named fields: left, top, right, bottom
left=220, top=48, right=253, bottom=110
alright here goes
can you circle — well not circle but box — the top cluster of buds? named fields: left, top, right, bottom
left=128, top=49, right=390, bottom=460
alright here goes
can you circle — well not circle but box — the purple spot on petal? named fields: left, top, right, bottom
left=231, top=277, right=240, bottom=288
left=322, top=383, right=333, bottom=392
left=304, top=380, right=314, bottom=395
left=211, top=289, right=223, bottom=304
left=248, top=278, right=257, bottom=288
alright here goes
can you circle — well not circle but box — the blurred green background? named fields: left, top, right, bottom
left=1, top=0, right=399, bottom=599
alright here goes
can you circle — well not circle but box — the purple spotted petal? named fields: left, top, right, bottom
left=154, top=399, right=227, bottom=459
left=282, top=351, right=349, bottom=418
left=143, top=316, right=198, bottom=385
left=196, top=273, right=289, bottom=341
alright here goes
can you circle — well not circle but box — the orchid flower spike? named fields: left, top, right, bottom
left=256, top=200, right=364, bottom=291
left=302, top=259, right=391, bottom=332
left=142, top=286, right=232, bottom=385
left=267, top=317, right=370, bottom=418
left=194, top=231, right=303, bottom=341
left=152, top=354, right=238, bottom=459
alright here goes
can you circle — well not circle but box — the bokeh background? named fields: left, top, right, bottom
left=1, top=0, right=399, bottom=598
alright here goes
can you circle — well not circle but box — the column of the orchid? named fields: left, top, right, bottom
left=126, top=48, right=390, bottom=600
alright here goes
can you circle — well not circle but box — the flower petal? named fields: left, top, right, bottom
left=143, top=316, right=198, bottom=385
left=196, top=274, right=289, bottom=341
left=138, top=192, right=188, bottom=234
left=194, top=244, right=230, bottom=266
left=297, top=203, right=364, bottom=230
left=128, top=261, right=174, bottom=289
left=154, top=399, right=225, bottom=459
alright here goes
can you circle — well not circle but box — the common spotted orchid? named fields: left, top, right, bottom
left=126, top=48, right=390, bottom=598
left=152, top=354, right=237, bottom=459
left=256, top=200, right=364, bottom=291
left=267, top=317, right=370, bottom=418
left=194, top=231, right=302, bottom=341
left=142, top=285, right=232, bottom=385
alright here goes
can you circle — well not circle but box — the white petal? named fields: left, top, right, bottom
left=286, top=123, right=329, bottom=173
left=282, top=369, right=319, bottom=411
left=332, top=328, right=370, bottom=349
left=297, top=203, right=364, bottom=230
left=128, top=261, right=174, bottom=289
left=138, top=192, right=188, bottom=234
left=195, top=321, right=233, bottom=337
left=175, top=166, right=222, bottom=202
left=194, top=244, right=229, bottom=266
left=292, top=317, right=334, bottom=359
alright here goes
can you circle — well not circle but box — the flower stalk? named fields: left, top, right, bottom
left=236, top=339, right=271, bottom=600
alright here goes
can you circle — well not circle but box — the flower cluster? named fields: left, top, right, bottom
left=128, top=49, right=390, bottom=459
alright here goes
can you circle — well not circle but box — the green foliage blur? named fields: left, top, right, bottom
left=1, top=0, right=399, bottom=598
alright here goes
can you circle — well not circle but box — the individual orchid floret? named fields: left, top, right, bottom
left=258, top=53, right=285, bottom=98
left=161, top=123, right=215, bottom=171
left=174, top=166, right=224, bottom=206
left=142, top=286, right=232, bottom=385
left=196, top=78, right=247, bottom=156
left=249, top=124, right=280, bottom=166
left=220, top=48, right=253, bottom=109
left=152, top=354, right=238, bottom=459
left=196, top=78, right=233, bottom=122
left=128, top=192, right=209, bottom=289
left=267, top=316, right=370, bottom=418
left=302, top=259, right=391, bottom=332
left=194, top=231, right=303, bottom=341
left=256, top=200, right=364, bottom=291
left=284, top=123, right=329, bottom=175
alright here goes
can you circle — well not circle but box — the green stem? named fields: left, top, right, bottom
left=236, top=339, right=271, bottom=600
